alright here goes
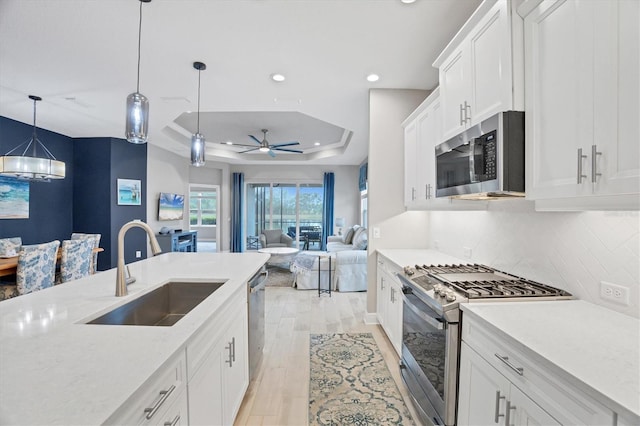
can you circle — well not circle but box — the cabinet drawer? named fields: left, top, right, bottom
left=106, top=350, right=187, bottom=425
left=462, top=315, right=613, bottom=425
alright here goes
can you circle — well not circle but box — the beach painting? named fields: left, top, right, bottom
left=117, top=179, right=142, bottom=206
left=0, top=176, right=29, bottom=219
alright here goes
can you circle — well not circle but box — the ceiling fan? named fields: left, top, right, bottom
left=227, top=129, right=303, bottom=157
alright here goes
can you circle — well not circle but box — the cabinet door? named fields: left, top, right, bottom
left=524, top=0, right=595, bottom=200
left=469, top=0, right=512, bottom=125
left=376, top=264, right=388, bottom=327
left=188, top=349, right=224, bottom=426
left=386, top=275, right=403, bottom=356
left=440, top=46, right=470, bottom=140
left=458, top=342, right=512, bottom=426
left=593, top=0, right=640, bottom=196
left=404, top=121, right=418, bottom=207
left=509, top=386, right=561, bottom=426
left=222, top=305, right=249, bottom=426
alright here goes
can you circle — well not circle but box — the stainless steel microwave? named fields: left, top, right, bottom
left=435, top=111, right=525, bottom=199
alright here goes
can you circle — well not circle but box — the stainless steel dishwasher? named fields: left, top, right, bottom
left=248, top=265, right=268, bottom=380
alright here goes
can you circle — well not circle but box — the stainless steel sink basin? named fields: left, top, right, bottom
left=87, top=281, right=226, bottom=326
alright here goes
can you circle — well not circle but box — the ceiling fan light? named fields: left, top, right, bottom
left=125, top=92, right=149, bottom=144
left=191, top=133, right=205, bottom=166
left=271, top=73, right=285, bottom=82
left=259, top=146, right=270, bottom=153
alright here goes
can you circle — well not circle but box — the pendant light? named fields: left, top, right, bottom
left=125, top=0, right=151, bottom=144
left=0, top=95, right=65, bottom=181
left=191, top=61, right=207, bottom=166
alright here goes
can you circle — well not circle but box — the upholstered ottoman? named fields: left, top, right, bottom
left=291, top=251, right=336, bottom=291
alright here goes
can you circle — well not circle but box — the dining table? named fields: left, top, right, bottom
left=0, top=247, right=104, bottom=278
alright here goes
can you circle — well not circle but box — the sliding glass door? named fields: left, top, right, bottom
left=246, top=182, right=323, bottom=250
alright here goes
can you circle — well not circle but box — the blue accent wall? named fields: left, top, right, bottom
left=0, top=116, right=74, bottom=244
left=1, top=117, right=147, bottom=270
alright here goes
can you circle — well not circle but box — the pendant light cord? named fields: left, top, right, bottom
left=31, top=97, right=39, bottom=157
left=136, top=0, right=143, bottom=93
left=197, top=69, right=201, bottom=133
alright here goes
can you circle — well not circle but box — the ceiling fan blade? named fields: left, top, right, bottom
left=273, top=147, right=303, bottom=153
left=220, top=142, right=260, bottom=148
left=239, top=147, right=260, bottom=153
left=268, top=149, right=276, bottom=158
left=249, top=135, right=262, bottom=145
left=271, top=142, right=300, bottom=148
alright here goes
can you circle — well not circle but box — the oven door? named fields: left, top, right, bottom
left=400, top=285, right=459, bottom=426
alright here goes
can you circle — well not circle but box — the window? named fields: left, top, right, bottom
left=190, top=190, right=217, bottom=226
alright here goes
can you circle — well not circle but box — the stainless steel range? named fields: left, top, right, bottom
left=396, top=263, right=571, bottom=426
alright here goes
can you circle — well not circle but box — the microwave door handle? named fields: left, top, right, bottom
left=469, top=139, right=477, bottom=183
left=401, top=292, right=444, bottom=330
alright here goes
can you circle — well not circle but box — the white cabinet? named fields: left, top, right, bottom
left=376, top=254, right=403, bottom=356
left=434, top=0, right=524, bottom=140
left=403, top=119, right=418, bottom=206
left=459, top=313, right=614, bottom=426
left=187, top=285, right=249, bottom=426
left=105, top=351, right=187, bottom=426
left=522, top=0, right=640, bottom=209
left=458, top=342, right=560, bottom=426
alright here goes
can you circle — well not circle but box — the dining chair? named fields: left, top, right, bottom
left=71, top=233, right=101, bottom=273
left=58, top=238, right=94, bottom=284
left=16, top=240, right=60, bottom=295
left=0, top=237, right=22, bottom=257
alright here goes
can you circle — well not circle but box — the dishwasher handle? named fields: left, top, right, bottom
left=249, top=268, right=269, bottom=293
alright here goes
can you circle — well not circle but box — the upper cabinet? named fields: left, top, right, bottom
left=521, top=0, right=640, bottom=210
left=433, top=0, right=524, bottom=141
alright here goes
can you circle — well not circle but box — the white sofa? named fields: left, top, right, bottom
left=292, top=225, right=367, bottom=292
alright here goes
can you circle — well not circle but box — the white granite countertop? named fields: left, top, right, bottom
left=461, top=301, right=640, bottom=421
left=0, top=252, right=269, bottom=425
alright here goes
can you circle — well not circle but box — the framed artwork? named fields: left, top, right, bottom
left=0, top=176, right=29, bottom=219
left=117, top=179, right=142, bottom=206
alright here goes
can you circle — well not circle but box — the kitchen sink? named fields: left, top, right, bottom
left=87, top=281, right=226, bottom=326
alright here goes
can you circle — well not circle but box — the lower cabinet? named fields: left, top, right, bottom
left=376, top=254, right=403, bottom=356
left=459, top=314, right=614, bottom=426
left=187, top=287, right=248, bottom=426
left=458, top=341, right=559, bottom=426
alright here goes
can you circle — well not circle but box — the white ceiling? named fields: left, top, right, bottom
left=0, top=0, right=481, bottom=166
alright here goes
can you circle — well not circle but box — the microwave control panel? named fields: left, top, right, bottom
left=480, top=130, right=497, bottom=180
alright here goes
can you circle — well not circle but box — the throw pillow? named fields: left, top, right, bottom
left=342, top=227, right=355, bottom=245
left=352, top=227, right=368, bottom=250
left=0, top=237, right=22, bottom=257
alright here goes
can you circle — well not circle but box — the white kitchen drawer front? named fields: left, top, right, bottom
left=150, top=388, right=188, bottom=426
left=186, top=286, right=245, bottom=381
left=462, top=315, right=614, bottom=425
left=106, top=350, right=187, bottom=425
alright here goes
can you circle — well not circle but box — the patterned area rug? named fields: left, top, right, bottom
left=309, top=333, right=414, bottom=425
left=265, top=266, right=293, bottom=287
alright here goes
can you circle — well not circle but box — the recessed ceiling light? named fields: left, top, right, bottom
left=367, top=74, right=380, bottom=82
left=271, top=73, right=285, bottom=82
left=400, top=0, right=416, bottom=4
left=314, top=142, right=321, bottom=146
left=225, top=141, right=233, bottom=145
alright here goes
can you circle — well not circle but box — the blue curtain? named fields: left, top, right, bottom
left=321, top=172, right=335, bottom=251
left=358, top=162, right=368, bottom=191
left=231, top=172, right=244, bottom=252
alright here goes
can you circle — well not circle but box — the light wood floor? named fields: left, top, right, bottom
left=234, top=287, right=420, bottom=426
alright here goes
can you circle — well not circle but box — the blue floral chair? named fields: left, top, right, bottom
left=58, top=239, right=94, bottom=284
left=71, top=233, right=101, bottom=274
left=16, top=240, right=60, bottom=295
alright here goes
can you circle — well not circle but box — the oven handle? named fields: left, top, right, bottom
left=401, top=290, right=444, bottom=330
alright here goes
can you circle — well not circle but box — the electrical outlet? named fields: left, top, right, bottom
left=600, top=281, right=630, bottom=306
left=373, top=227, right=381, bottom=238
left=463, top=247, right=472, bottom=259
left=135, top=250, right=142, bottom=258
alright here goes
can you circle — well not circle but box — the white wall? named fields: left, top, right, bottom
left=427, top=200, right=640, bottom=318
left=231, top=164, right=361, bottom=231
left=367, top=88, right=431, bottom=314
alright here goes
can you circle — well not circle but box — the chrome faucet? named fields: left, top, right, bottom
left=116, top=220, right=163, bottom=297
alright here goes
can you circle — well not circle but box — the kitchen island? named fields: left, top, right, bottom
left=0, top=251, right=269, bottom=425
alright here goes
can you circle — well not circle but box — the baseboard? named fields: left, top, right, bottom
left=364, top=311, right=379, bottom=325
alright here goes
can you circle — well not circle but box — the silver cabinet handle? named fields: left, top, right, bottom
left=505, top=400, right=516, bottom=426
left=380, top=276, right=385, bottom=290
left=164, top=414, right=180, bottom=426
left=460, top=104, right=465, bottom=126
left=464, top=101, right=471, bottom=123
left=144, top=384, right=176, bottom=419
left=577, top=148, right=587, bottom=183
left=591, top=144, right=602, bottom=183
left=411, top=187, right=416, bottom=201
left=225, top=340, right=233, bottom=367
left=231, top=336, right=236, bottom=363
left=390, top=287, right=395, bottom=303
left=495, top=353, right=524, bottom=376
left=494, top=390, right=505, bottom=423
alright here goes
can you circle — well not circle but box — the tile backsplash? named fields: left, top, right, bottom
left=427, top=200, right=640, bottom=318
